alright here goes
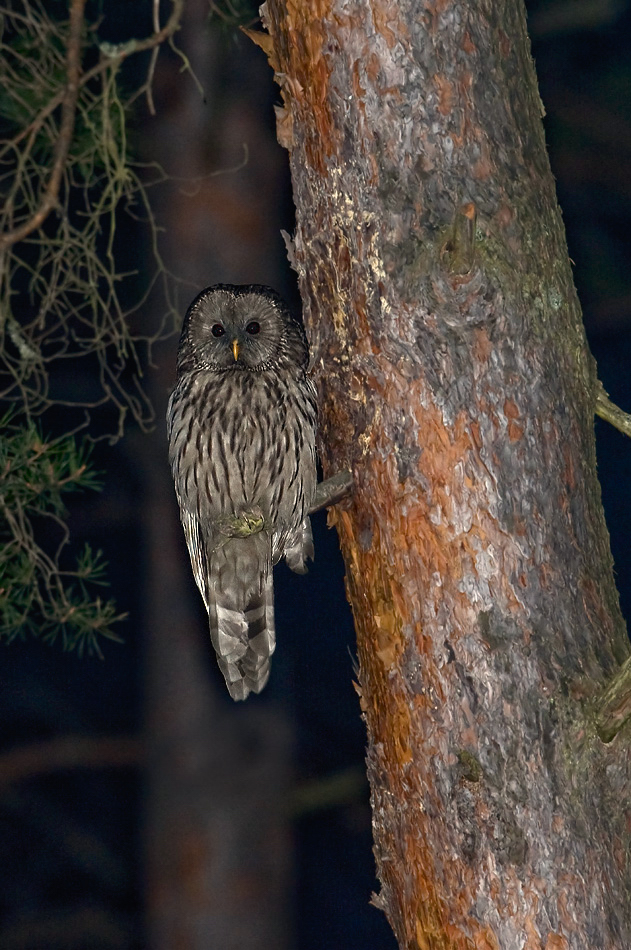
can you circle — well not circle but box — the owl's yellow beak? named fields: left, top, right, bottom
left=232, top=339, right=240, bottom=361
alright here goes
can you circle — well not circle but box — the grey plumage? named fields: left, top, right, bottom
left=167, top=284, right=317, bottom=700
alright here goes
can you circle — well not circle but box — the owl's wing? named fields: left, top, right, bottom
left=280, top=517, right=314, bottom=574
left=180, top=508, right=210, bottom=612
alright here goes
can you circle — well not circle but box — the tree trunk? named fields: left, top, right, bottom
left=262, top=0, right=631, bottom=947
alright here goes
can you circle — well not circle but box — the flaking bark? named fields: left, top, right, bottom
left=262, top=0, right=631, bottom=947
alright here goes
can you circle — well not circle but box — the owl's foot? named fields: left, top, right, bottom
left=217, top=508, right=267, bottom=538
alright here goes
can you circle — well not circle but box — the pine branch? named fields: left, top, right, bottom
left=0, top=0, right=86, bottom=250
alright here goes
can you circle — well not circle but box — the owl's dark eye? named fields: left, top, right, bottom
left=245, top=321, right=261, bottom=335
left=211, top=324, right=225, bottom=338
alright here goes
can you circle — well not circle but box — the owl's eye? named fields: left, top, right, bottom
left=245, top=321, right=261, bottom=335
left=211, top=324, right=225, bottom=338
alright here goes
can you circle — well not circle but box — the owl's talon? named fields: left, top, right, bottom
left=217, top=510, right=267, bottom=538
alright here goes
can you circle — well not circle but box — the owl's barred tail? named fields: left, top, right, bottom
left=207, top=536, right=275, bottom=701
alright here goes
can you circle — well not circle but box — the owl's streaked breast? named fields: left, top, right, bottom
left=168, top=367, right=316, bottom=530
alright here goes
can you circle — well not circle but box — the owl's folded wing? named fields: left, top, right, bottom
left=180, top=508, right=210, bottom=612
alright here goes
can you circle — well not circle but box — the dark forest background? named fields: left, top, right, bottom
left=1, top=1, right=630, bottom=947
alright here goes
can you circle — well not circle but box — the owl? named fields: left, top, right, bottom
left=167, top=284, right=317, bottom=700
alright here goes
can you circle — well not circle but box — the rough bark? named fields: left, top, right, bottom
left=262, top=0, right=631, bottom=947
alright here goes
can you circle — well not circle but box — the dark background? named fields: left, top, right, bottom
left=1, top=1, right=630, bottom=947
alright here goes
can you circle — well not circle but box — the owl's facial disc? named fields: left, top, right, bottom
left=190, top=291, right=285, bottom=371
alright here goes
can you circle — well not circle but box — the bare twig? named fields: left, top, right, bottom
left=99, top=0, right=184, bottom=59
left=145, top=0, right=162, bottom=116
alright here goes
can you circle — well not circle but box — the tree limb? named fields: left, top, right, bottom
left=0, top=735, right=143, bottom=788
left=595, top=379, right=631, bottom=438
left=309, top=470, right=353, bottom=514
left=289, top=766, right=366, bottom=816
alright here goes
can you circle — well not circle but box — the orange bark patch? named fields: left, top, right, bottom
left=524, top=917, right=543, bottom=949
left=562, top=443, right=576, bottom=491
left=375, top=607, right=400, bottom=667
left=474, top=927, right=500, bottom=950
left=496, top=203, right=514, bottom=228
left=473, top=157, right=493, bottom=180
left=545, top=934, right=569, bottom=950
left=472, top=327, right=493, bottom=364
left=391, top=704, right=413, bottom=765
left=371, top=0, right=403, bottom=49
left=434, top=74, right=456, bottom=115
left=266, top=0, right=339, bottom=171
left=508, top=420, right=524, bottom=442
left=240, top=26, right=277, bottom=66
left=462, top=31, right=476, bottom=54
left=503, top=398, right=520, bottom=419
left=497, top=29, right=511, bottom=58
left=366, top=52, right=381, bottom=82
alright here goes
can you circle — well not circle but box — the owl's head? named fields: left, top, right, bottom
left=177, top=284, right=308, bottom=374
